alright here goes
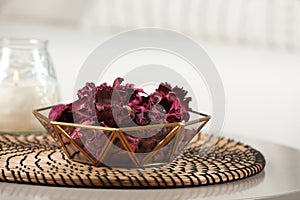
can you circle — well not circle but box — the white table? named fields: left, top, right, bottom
left=1, top=135, right=299, bottom=200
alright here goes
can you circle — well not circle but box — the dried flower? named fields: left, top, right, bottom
left=49, top=78, right=195, bottom=162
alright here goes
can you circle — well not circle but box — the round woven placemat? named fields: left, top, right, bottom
left=0, top=133, right=265, bottom=188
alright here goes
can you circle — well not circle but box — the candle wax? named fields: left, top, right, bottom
left=0, top=83, right=59, bottom=132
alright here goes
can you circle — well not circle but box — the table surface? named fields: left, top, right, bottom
left=0, top=134, right=299, bottom=200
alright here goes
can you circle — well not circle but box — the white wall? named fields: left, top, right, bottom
left=0, top=21, right=299, bottom=150
left=0, top=0, right=299, bottom=149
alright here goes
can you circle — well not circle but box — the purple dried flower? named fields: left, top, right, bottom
left=49, top=78, right=195, bottom=162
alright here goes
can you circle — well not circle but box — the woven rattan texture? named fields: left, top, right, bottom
left=0, top=133, right=265, bottom=188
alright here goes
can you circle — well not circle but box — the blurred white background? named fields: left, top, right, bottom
left=0, top=0, right=299, bottom=149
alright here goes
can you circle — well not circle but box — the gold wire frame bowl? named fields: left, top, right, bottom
left=33, top=106, right=210, bottom=168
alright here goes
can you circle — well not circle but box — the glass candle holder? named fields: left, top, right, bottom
left=0, top=38, right=60, bottom=132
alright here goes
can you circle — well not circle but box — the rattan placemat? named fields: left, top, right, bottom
left=0, top=133, right=265, bottom=188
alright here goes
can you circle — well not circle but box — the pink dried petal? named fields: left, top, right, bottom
left=71, top=129, right=82, bottom=140
left=48, top=77, right=193, bottom=156
left=48, top=104, right=68, bottom=121
left=150, top=92, right=162, bottom=105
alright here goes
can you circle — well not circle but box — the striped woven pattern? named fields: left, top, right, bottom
left=0, top=133, right=265, bottom=188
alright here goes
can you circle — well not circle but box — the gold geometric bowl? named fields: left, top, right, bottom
left=33, top=106, right=210, bottom=168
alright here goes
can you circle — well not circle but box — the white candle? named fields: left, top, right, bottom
left=0, top=70, right=59, bottom=132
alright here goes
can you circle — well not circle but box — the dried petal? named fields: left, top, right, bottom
left=48, top=77, right=193, bottom=158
